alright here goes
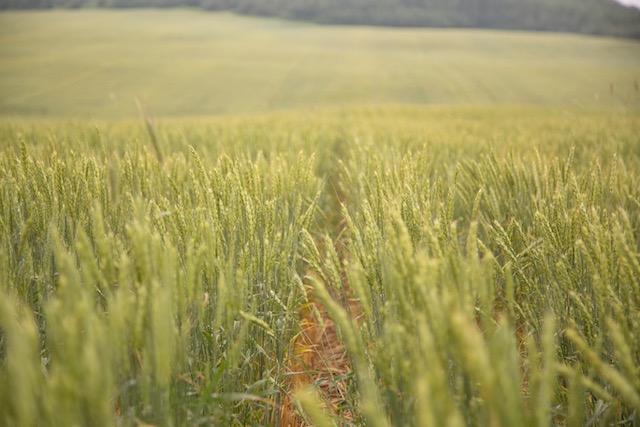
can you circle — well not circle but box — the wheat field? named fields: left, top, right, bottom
left=1, top=10, right=640, bottom=118
left=1, top=105, right=639, bottom=426
left=1, top=8, right=640, bottom=427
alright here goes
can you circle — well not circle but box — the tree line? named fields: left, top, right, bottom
left=2, top=0, right=640, bottom=39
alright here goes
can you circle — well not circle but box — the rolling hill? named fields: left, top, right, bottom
left=1, top=10, right=639, bottom=119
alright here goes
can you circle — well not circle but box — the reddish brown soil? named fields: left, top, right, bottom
left=280, top=285, right=361, bottom=426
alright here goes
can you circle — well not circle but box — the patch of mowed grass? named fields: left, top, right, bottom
left=0, top=106, right=639, bottom=426
left=1, top=10, right=640, bottom=119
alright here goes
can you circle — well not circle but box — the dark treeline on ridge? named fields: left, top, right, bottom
left=2, top=0, right=640, bottom=39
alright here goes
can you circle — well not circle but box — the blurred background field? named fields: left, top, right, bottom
left=1, top=10, right=640, bottom=119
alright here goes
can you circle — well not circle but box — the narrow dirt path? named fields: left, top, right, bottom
left=280, top=140, right=362, bottom=426
left=280, top=288, right=361, bottom=426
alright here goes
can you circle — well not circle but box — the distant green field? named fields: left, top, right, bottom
left=1, top=9, right=640, bottom=118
